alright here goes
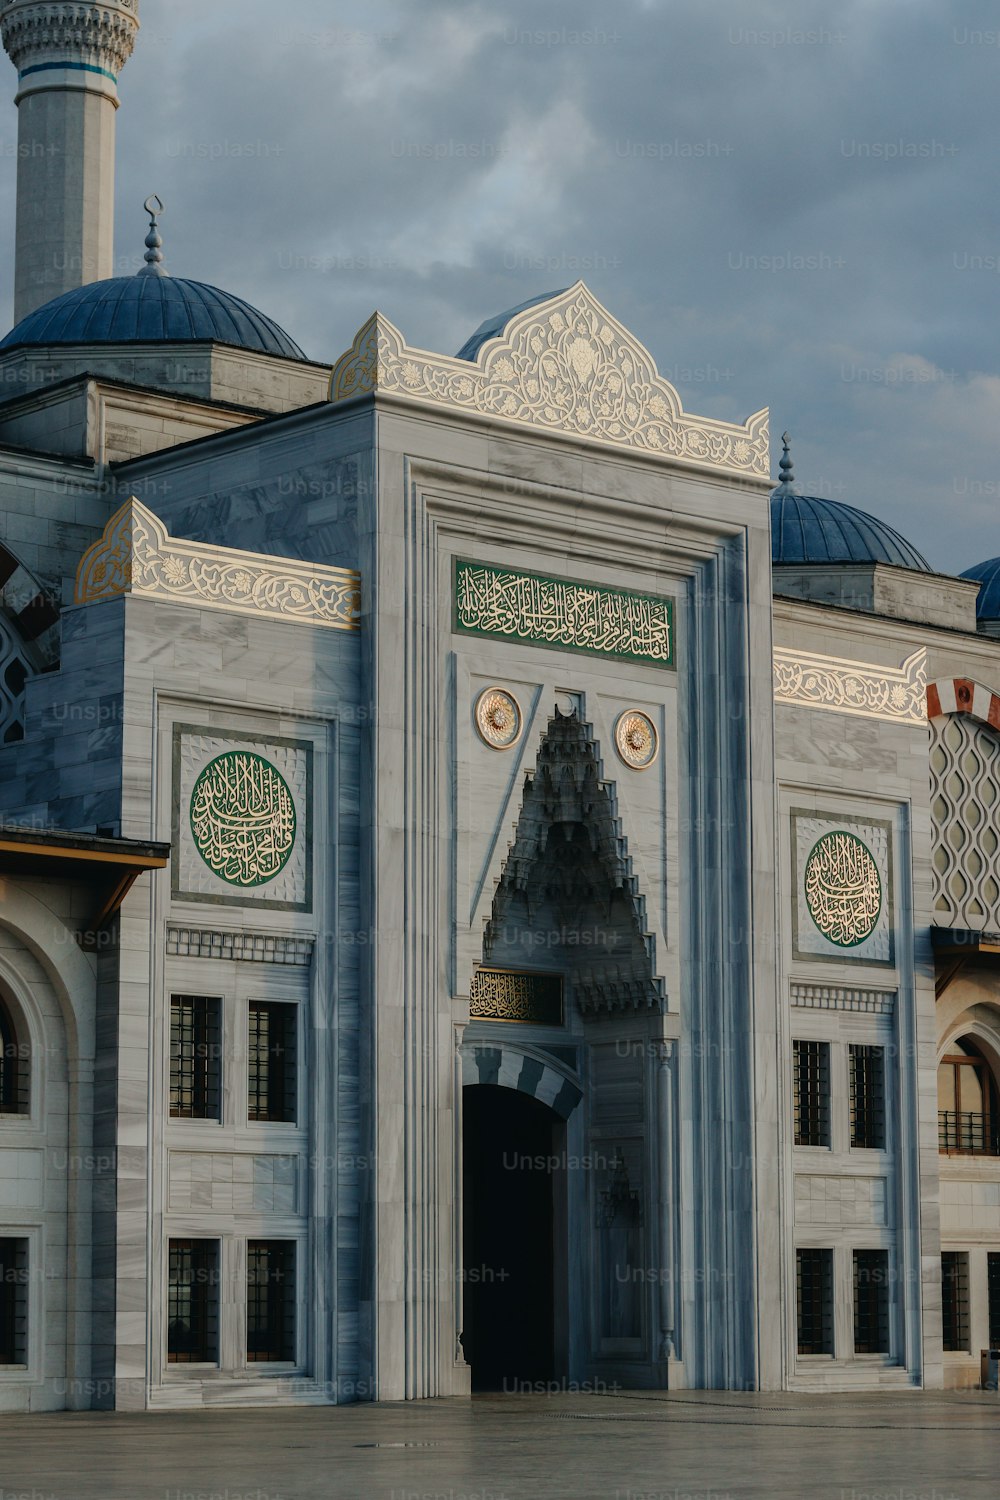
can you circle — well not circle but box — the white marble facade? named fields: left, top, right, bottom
left=3, top=281, right=1000, bottom=1412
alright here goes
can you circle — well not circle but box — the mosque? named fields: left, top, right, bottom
left=2, top=0, right=1000, bottom=1412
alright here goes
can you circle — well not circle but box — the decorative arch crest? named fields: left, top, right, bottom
left=329, top=282, right=770, bottom=479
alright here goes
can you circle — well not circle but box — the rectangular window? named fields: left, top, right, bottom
left=0, top=1238, right=28, bottom=1365
left=170, top=995, right=221, bottom=1120
left=796, top=1247, right=834, bottom=1355
left=793, top=1040, right=830, bottom=1147
left=941, top=1251, right=970, bottom=1353
left=167, top=1239, right=220, bottom=1364
left=988, top=1253, right=1000, bottom=1349
left=850, top=1045, right=886, bottom=1150
left=246, top=1241, right=296, bottom=1363
left=853, top=1249, right=890, bottom=1355
left=247, top=1002, right=297, bottom=1124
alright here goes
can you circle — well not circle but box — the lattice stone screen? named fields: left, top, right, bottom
left=0, top=616, right=30, bottom=745
left=930, top=712, right=1000, bottom=928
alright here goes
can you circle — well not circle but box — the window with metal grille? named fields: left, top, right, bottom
left=246, top=1240, right=296, bottom=1363
left=0, top=1238, right=28, bottom=1365
left=850, top=1045, right=886, bottom=1150
left=793, top=1040, right=830, bottom=1147
left=169, top=995, right=221, bottom=1120
left=989, top=1253, right=1000, bottom=1350
left=796, top=1247, right=834, bottom=1355
left=0, top=995, right=29, bottom=1115
left=247, top=1002, right=296, bottom=1123
left=167, top=1239, right=220, bottom=1364
left=941, top=1252, right=969, bottom=1353
left=853, top=1249, right=890, bottom=1354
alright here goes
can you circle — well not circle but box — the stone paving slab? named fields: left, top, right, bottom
left=0, top=1392, right=997, bottom=1500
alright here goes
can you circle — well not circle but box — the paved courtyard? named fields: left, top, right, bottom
left=0, top=1390, right=996, bottom=1500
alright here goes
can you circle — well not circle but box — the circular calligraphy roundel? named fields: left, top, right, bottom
left=804, top=830, right=882, bottom=948
left=190, top=751, right=296, bottom=888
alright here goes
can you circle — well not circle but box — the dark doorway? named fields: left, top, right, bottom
left=462, top=1084, right=557, bottom=1391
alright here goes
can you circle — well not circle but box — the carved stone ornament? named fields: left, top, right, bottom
left=614, top=710, right=658, bottom=770
left=475, top=687, right=523, bottom=750
left=1, top=1, right=140, bottom=78
left=329, top=283, right=770, bottom=479
left=773, top=645, right=926, bottom=725
left=75, top=498, right=361, bottom=632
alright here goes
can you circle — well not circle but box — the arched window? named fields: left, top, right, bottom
left=938, top=1037, right=999, bottom=1156
left=0, top=995, right=29, bottom=1115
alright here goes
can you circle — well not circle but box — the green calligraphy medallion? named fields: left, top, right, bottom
left=190, top=750, right=296, bottom=888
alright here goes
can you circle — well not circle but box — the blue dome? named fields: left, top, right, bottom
left=960, top=557, right=1000, bottom=620
left=771, top=489, right=931, bottom=572
left=0, top=276, right=306, bottom=360
left=456, top=289, right=565, bottom=361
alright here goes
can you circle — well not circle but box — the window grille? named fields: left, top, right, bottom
left=247, top=1241, right=296, bottom=1363
left=0, top=996, right=29, bottom=1114
left=988, top=1253, right=1000, bottom=1350
left=793, top=1040, right=830, bottom=1147
left=167, top=1240, right=220, bottom=1364
left=941, top=1252, right=970, bottom=1353
left=853, top=1249, right=890, bottom=1354
left=850, top=1045, right=886, bottom=1150
left=0, top=1238, right=28, bottom=1365
left=796, top=1247, right=834, bottom=1355
left=247, top=1002, right=296, bottom=1123
left=169, top=996, right=221, bottom=1120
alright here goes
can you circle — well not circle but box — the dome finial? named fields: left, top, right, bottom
left=776, top=430, right=795, bottom=493
left=137, top=195, right=169, bottom=278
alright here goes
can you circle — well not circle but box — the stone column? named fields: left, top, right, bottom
left=1, top=0, right=140, bottom=322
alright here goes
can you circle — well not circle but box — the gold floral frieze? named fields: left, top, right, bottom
left=329, top=283, right=770, bottom=479
left=773, top=646, right=926, bottom=724
left=469, top=968, right=564, bottom=1025
left=75, top=498, right=361, bottom=631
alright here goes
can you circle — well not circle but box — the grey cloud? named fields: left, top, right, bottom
left=1, top=0, right=998, bottom=570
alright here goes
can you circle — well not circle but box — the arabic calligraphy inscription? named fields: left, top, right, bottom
left=455, top=560, right=674, bottom=667
left=793, top=812, right=892, bottom=965
left=190, top=751, right=296, bottom=888
left=804, top=831, right=882, bottom=947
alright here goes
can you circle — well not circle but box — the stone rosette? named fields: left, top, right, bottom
left=475, top=687, right=523, bottom=750
left=615, top=710, right=658, bottom=770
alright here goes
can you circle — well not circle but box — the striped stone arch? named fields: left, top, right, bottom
left=927, top=677, right=1000, bottom=728
left=462, top=1043, right=583, bottom=1120
left=927, top=677, right=1000, bottom=929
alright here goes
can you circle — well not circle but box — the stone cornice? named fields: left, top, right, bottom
left=1, top=1, right=139, bottom=76
left=74, top=497, right=361, bottom=632
left=329, top=283, right=770, bottom=480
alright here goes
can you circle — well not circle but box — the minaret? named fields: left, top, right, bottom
left=1, top=0, right=140, bottom=322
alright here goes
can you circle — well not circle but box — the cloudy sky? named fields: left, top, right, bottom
left=2, top=0, right=999, bottom=572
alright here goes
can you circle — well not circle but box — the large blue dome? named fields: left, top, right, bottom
left=0, top=275, right=306, bottom=360
left=960, top=557, right=1000, bottom=621
left=771, top=489, right=931, bottom=571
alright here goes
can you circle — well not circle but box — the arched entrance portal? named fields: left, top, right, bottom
left=462, top=1084, right=564, bottom=1391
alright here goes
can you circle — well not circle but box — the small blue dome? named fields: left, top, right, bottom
left=456, top=289, right=565, bottom=361
left=960, top=557, right=1000, bottom=620
left=0, top=276, right=306, bottom=360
